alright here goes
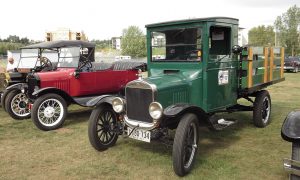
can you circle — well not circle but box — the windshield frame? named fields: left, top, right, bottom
left=150, top=25, right=203, bottom=62
left=57, top=47, right=81, bottom=68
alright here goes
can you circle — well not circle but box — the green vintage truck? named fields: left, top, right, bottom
left=87, top=17, right=285, bottom=176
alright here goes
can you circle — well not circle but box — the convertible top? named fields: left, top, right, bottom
left=22, top=40, right=95, bottom=49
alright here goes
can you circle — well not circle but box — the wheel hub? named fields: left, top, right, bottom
left=18, top=101, right=26, bottom=109
left=44, top=107, right=55, bottom=118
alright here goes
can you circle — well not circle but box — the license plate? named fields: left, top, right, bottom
left=127, top=127, right=151, bottom=143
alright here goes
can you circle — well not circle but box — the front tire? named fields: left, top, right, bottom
left=5, top=89, right=30, bottom=120
left=172, top=113, right=199, bottom=176
left=253, top=90, right=271, bottom=128
left=31, top=93, right=67, bottom=131
left=88, top=104, right=119, bottom=151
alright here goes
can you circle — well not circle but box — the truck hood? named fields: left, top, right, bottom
left=143, top=69, right=202, bottom=107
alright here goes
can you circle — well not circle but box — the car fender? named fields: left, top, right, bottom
left=163, top=103, right=208, bottom=123
left=31, top=87, right=73, bottom=103
left=281, top=111, right=300, bottom=143
left=6, top=83, right=28, bottom=91
left=86, top=95, right=117, bottom=107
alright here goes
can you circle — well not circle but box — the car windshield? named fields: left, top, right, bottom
left=151, top=28, right=202, bottom=61
left=18, top=49, right=58, bottom=68
left=19, top=49, right=39, bottom=68
left=285, top=57, right=299, bottom=61
left=58, top=47, right=80, bottom=68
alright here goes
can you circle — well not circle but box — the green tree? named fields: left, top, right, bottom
left=91, top=39, right=111, bottom=50
left=20, top=37, right=30, bottom=45
left=6, top=35, right=20, bottom=43
left=121, top=26, right=146, bottom=58
left=0, top=42, right=22, bottom=55
left=248, top=25, right=275, bottom=46
left=274, top=5, right=300, bottom=56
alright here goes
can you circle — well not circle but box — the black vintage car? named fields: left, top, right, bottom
left=1, top=46, right=59, bottom=119
left=284, top=57, right=300, bottom=73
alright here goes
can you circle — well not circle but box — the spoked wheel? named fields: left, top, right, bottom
left=5, top=89, right=30, bottom=120
left=173, top=113, right=199, bottom=176
left=32, top=93, right=67, bottom=131
left=88, top=104, right=119, bottom=151
left=253, top=90, right=271, bottom=127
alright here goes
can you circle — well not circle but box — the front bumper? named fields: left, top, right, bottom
left=283, top=158, right=300, bottom=176
left=284, top=66, right=296, bottom=70
left=124, top=115, right=157, bottom=131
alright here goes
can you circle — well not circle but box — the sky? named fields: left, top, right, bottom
left=0, top=0, right=299, bottom=41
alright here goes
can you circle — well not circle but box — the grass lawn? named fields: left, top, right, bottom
left=0, top=73, right=299, bottom=179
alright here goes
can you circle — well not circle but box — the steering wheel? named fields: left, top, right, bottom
left=78, top=56, right=92, bottom=71
left=39, top=57, right=53, bottom=71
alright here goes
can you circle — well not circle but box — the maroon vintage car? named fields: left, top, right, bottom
left=284, top=56, right=300, bottom=73
left=6, top=40, right=145, bottom=131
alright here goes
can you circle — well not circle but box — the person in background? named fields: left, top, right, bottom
left=6, top=57, right=16, bottom=72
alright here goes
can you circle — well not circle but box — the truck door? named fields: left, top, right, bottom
left=205, top=26, right=238, bottom=111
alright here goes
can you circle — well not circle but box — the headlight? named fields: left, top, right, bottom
left=112, top=97, right=124, bottom=113
left=149, top=102, right=163, bottom=120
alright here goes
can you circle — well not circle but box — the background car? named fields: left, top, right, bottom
left=1, top=47, right=59, bottom=119
left=284, top=56, right=300, bottom=73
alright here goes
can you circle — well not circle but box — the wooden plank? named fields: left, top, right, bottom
left=248, top=47, right=253, bottom=88
left=269, top=48, right=274, bottom=81
left=264, top=47, right=268, bottom=83
left=281, top=47, right=284, bottom=78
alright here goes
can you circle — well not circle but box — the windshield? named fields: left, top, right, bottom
left=18, top=49, right=38, bottom=68
left=58, top=47, right=80, bottom=68
left=151, top=27, right=202, bottom=61
left=19, top=49, right=59, bottom=68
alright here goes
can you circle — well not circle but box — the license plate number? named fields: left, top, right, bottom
left=127, top=127, right=151, bottom=143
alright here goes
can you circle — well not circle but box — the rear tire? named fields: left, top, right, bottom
left=31, top=93, right=67, bottom=131
left=291, top=143, right=300, bottom=180
left=88, top=104, right=118, bottom=151
left=5, top=89, right=30, bottom=120
left=172, top=113, right=199, bottom=176
left=253, top=90, right=271, bottom=127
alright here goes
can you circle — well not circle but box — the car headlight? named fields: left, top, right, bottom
left=112, top=97, right=124, bottom=113
left=149, top=102, right=163, bottom=120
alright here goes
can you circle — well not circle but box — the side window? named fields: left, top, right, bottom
left=209, top=26, right=231, bottom=60
left=152, top=32, right=166, bottom=60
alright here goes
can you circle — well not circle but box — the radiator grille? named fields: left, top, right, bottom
left=27, top=75, right=38, bottom=99
left=126, top=87, right=153, bottom=123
